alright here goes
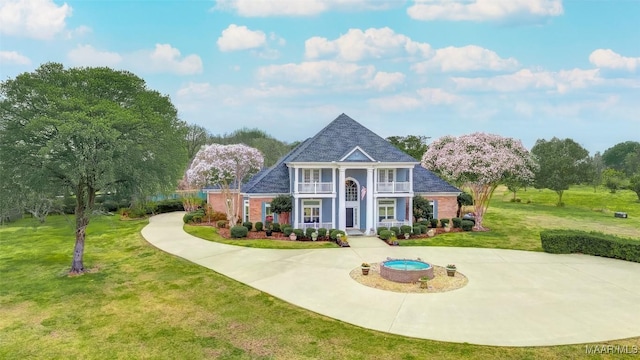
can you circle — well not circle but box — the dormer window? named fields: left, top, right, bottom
left=302, top=169, right=320, bottom=183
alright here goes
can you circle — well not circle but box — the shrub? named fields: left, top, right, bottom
left=461, top=220, right=474, bottom=231
left=429, top=218, right=438, bottom=228
left=540, top=230, right=640, bottom=263
left=242, top=221, right=253, bottom=231
left=413, top=226, right=422, bottom=235
left=379, top=230, right=393, bottom=240
left=389, top=226, right=400, bottom=236
left=183, top=213, right=194, bottom=224
left=156, top=199, right=184, bottom=213
left=330, top=229, right=346, bottom=240
left=452, top=218, right=462, bottom=228
left=205, top=207, right=227, bottom=222
left=400, top=225, right=412, bottom=235
left=191, top=214, right=203, bottom=223
left=317, top=228, right=327, bottom=238
left=419, top=225, right=428, bottom=234
left=216, top=220, right=226, bottom=228
left=255, top=222, right=263, bottom=231
left=418, top=220, right=430, bottom=227
left=230, top=225, right=248, bottom=238
left=101, top=200, right=119, bottom=212
left=293, top=229, right=304, bottom=238
left=440, top=219, right=450, bottom=228
left=271, top=223, right=281, bottom=232
left=305, top=227, right=316, bottom=238
left=377, top=226, right=389, bottom=235
left=282, top=226, right=293, bottom=236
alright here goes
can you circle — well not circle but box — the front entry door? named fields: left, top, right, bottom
left=346, top=208, right=354, bottom=227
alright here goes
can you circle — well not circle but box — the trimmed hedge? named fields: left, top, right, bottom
left=282, top=226, right=293, bottom=236
left=429, top=218, right=438, bottom=228
left=412, top=226, right=422, bottom=235
left=318, top=228, right=327, bottom=238
left=156, top=199, right=184, bottom=213
left=389, top=226, right=400, bottom=236
left=293, top=229, right=304, bottom=238
left=305, top=227, right=316, bottom=238
left=452, top=218, right=462, bottom=229
left=419, top=225, right=428, bottom=234
left=230, top=225, right=248, bottom=238
left=540, top=230, right=640, bottom=263
left=330, top=229, right=346, bottom=240
left=255, top=222, right=263, bottom=231
left=377, top=226, right=389, bottom=235
left=461, top=220, right=474, bottom=231
left=242, top=221, right=253, bottom=231
left=440, top=219, right=450, bottom=228
left=216, top=220, right=226, bottom=228
left=271, top=223, right=281, bottom=232
left=400, top=225, right=412, bottom=235
left=379, top=230, right=393, bottom=240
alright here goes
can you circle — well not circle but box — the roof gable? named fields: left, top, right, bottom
left=340, top=146, right=376, bottom=162
left=287, top=113, right=417, bottom=163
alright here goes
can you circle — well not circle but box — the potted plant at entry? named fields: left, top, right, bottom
left=289, top=231, right=297, bottom=241
left=427, top=229, right=435, bottom=237
left=446, top=264, right=457, bottom=277
left=361, top=262, right=371, bottom=275
left=311, top=231, right=318, bottom=241
left=404, top=232, right=410, bottom=239
left=418, top=276, right=429, bottom=289
left=265, top=222, right=273, bottom=236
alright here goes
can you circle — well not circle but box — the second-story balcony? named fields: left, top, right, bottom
left=298, top=182, right=333, bottom=194
left=376, top=181, right=410, bottom=193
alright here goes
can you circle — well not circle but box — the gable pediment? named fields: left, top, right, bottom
left=339, top=146, right=376, bottom=162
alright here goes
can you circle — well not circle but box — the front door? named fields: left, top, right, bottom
left=346, top=208, right=354, bottom=227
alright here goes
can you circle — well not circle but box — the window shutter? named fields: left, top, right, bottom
left=433, top=200, right=438, bottom=219
left=261, top=202, right=266, bottom=223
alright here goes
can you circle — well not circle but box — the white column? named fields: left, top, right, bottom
left=294, top=166, right=299, bottom=194
left=331, top=196, right=336, bottom=229
left=332, top=167, right=336, bottom=194
left=294, top=195, right=299, bottom=228
left=408, top=195, right=413, bottom=226
left=409, top=166, right=413, bottom=193
left=338, top=167, right=346, bottom=231
left=366, top=167, right=374, bottom=234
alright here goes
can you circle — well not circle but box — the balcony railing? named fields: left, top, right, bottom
left=377, top=220, right=410, bottom=229
left=297, top=182, right=333, bottom=194
left=376, top=181, right=410, bottom=193
left=297, top=222, right=333, bottom=231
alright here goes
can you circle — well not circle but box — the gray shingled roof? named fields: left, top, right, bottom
left=286, top=113, right=418, bottom=163
left=240, top=114, right=459, bottom=194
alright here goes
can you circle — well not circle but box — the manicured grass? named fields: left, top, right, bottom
left=402, top=186, right=640, bottom=250
left=183, top=225, right=338, bottom=249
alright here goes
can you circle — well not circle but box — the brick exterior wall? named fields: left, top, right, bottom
left=420, top=194, right=458, bottom=220
left=206, top=192, right=242, bottom=219
left=249, top=197, right=274, bottom=223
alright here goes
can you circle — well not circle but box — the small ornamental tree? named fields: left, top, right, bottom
left=270, top=194, right=292, bottom=224
left=186, top=144, right=263, bottom=227
left=422, top=133, right=537, bottom=230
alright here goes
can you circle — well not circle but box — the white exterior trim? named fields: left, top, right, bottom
left=339, top=146, right=376, bottom=162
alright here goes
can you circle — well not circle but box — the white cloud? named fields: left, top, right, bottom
left=148, top=44, right=203, bottom=75
left=217, top=24, right=267, bottom=51
left=257, top=60, right=376, bottom=87
left=0, top=0, right=72, bottom=39
left=0, top=50, right=31, bottom=65
left=412, top=45, right=519, bottom=73
left=68, top=44, right=123, bottom=67
left=66, top=25, right=92, bottom=39
left=452, top=68, right=601, bottom=93
left=213, top=0, right=394, bottom=17
left=368, top=72, right=405, bottom=91
left=370, top=87, right=460, bottom=111
left=407, top=0, right=563, bottom=22
left=589, top=49, right=640, bottom=72
left=305, top=27, right=431, bottom=61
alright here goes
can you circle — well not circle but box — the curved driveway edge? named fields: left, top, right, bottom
left=141, top=212, right=640, bottom=347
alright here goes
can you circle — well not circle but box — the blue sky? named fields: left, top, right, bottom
left=1, top=0, right=638, bottom=154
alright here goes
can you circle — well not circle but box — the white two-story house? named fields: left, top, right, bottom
left=207, top=113, right=460, bottom=234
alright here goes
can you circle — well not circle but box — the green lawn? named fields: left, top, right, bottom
left=1, top=186, right=639, bottom=359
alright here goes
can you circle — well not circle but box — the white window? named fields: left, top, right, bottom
left=345, top=180, right=358, bottom=201
left=264, top=202, right=274, bottom=222
left=378, top=199, right=396, bottom=221
left=302, top=169, right=320, bottom=183
left=243, top=199, right=249, bottom=222
left=378, top=169, right=395, bottom=183
left=303, top=199, right=321, bottom=223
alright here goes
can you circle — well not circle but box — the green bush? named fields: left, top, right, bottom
left=440, top=219, right=450, bottom=228
left=330, top=229, right=346, bottom=240
left=379, top=230, right=393, bottom=240
left=400, top=225, right=412, bottom=235
left=540, top=230, right=640, bottom=263
left=452, top=218, right=462, bottom=228
left=389, top=226, right=400, bottom=236
left=183, top=213, right=194, bottom=224
left=305, top=227, right=316, bottom=238
left=317, top=228, right=327, bottom=238
left=255, top=222, right=263, bottom=231
left=420, top=225, right=428, bottom=234
left=230, top=225, right=248, bottom=238
left=282, top=226, right=293, bottom=236
left=413, top=226, right=422, bottom=235
left=377, top=226, right=389, bottom=235
left=101, top=200, right=119, bottom=212
left=429, top=218, right=438, bottom=228
left=242, top=221, right=253, bottom=231
left=293, top=229, right=304, bottom=238
left=271, top=223, right=281, bottom=232
left=156, top=199, right=184, bottom=213
left=418, top=220, right=430, bottom=227
left=191, top=214, right=203, bottom=223
left=461, top=220, right=474, bottom=231
left=216, top=220, right=226, bottom=228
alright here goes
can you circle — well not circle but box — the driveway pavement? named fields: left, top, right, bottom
left=141, top=212, right=640, bottom=346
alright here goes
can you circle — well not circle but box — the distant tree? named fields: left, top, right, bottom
left=623, top=148, right=640, bottom=177
left=186, top=144, right=263, bottom=227
left=185, top=124, right=210, bottom=163
left=422, top=133, right=536, bottom=230
left=602, top=168, right=627, bottom=194
left=587, top=152, right=605, bottom=192
left=602, top=141, right=640, bottom=175
left=531, top=138, right=591, bottom=206
left=210, top=128, right=290, bottom=167
left=412, top=195, right=433, bottom=222
left=0, top=63, right=187, bottom=274
left=387, top=135, right=430, bottom=160
left=629, top=174, right=640, bottom=201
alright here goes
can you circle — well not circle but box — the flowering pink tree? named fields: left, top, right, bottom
left=422, top=133, right=537, bottom=230
left=186, top=144, right=264, bottom=227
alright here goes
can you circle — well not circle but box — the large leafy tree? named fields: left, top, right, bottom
left=422, top=133, right=536, bottom=230
left=412, top=195, right=433, bottom=222
left=0, top=63, right=187, bottom=274
left=387, top=135, right=430, bottom=160
left=210, top=128, right=290, bottom=167
left=186, top=144, right=263, bottom=227
left=531, top=137, right=591, bottom=206
left=602, top=141, right=640, bottom=175
left=185, top=124, right=210, bottom=163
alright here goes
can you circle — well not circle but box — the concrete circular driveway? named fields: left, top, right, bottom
left=142, top=213, right=640, bottom=346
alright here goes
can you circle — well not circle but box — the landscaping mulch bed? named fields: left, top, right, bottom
left=350, top=263, right=468, bottom=293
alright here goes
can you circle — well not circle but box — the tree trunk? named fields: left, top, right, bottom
left=69, top=183, right=95, bottom=275
left=556, top=190, right=564, bottom=207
